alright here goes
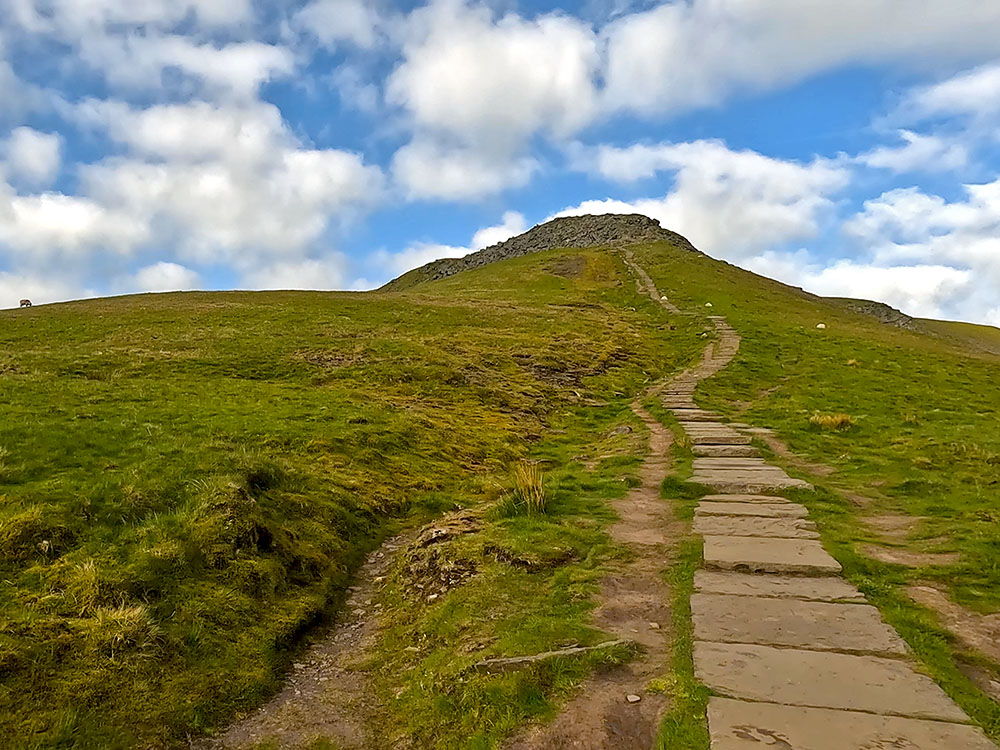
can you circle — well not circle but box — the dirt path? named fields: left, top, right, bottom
left=504, top=251, right=725, bottom=749
left=201, top=535, right=409, bottom=750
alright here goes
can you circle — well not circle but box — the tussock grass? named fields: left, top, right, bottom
left=809, top=412, right=856, bottom=431
left=512, top=461, right=547, bottom=515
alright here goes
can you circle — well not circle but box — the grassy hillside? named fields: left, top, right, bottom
left=0, top=248, right=701, bottom=748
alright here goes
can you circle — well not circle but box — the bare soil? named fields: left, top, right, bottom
left=861, top=544, right=961, bottom=568
left=864, top=513, right=923, bottom=541
left=908, top=584, right=1000, bottom=664
left=202, top=536, right=409, bottom=750
left=505, top=400, right=675, bottom=750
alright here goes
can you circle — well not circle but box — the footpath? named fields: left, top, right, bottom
left=663, top=313, right=995, bottom=749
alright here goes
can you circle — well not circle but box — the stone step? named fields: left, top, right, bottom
left=703, top=535, right=842, bottom=575
left=693, top=445, right=759, bottom=457
left=697, top=501, right=808, bottom=518
left=692, top=594, right=907, bottom=655
left=702, top=494, right=792, bottom=503
left=690, top=435, right=753, bottom=445
left=694, top=571, right=865, bottom=603
left=706, top=698, right=995, bottom=750
left=694, top=642, right=970, bottom=723
left=692, top=477, right=812, bottom=493
left=693, top=459, right=771, bottom=469
left=693, top=514, right=818, bottom=539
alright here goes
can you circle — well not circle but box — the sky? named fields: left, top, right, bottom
left=2, top=1, right=1000, bottom=323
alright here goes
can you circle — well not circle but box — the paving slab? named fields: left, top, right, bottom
left=702, top=494, right=791, bottom=503
left=693, top=459, right=771, bottom=468
left=692, top=445, right=759, bottom=457
left=693, top=514, right=818, bottom=539
left=692, top=477, right=812, bottom=493
left=694, top=642, right=970, bottom=722
left=670, top=414, right=720, bottom=423
left=697, top=501, right=808, bottom=518
left=690, top=435, right=753, bottom=445
left=694, top=570, right=865, bottom=602
left=706, top=698, right=995, bottom=750
left=692, top=593, right=907, bottom=655
left=703, top=535, right=841, bottom=575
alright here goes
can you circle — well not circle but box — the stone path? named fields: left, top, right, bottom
left=663, top=313, right=996, bottom=748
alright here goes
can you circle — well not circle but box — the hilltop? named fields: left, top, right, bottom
left=381, top=213, right=699, bottom=291
left=2, top=215, right=1000, bottom=749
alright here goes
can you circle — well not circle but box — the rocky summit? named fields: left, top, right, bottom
left=384, top=213, right=699, bottom=289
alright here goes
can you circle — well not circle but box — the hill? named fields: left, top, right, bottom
left=2, top=215, right=999, bottom=748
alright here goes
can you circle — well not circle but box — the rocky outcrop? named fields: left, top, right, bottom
left=382, top=214, right=698, bottom=289
left=835, top=299, right=918, bottom=330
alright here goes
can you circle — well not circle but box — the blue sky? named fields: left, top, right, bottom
left=2, top=1, right=1000, bottom=323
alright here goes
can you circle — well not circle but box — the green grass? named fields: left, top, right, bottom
left=0, top=247, right=702, bottom=748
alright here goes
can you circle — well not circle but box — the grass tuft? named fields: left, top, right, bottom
left=496, top=461, right=549, bottom=517
left=809, top=412, right=856, bottom=431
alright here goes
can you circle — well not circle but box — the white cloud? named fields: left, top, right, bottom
left=94, top=37, right=295, bottom=99
left=130, top=261, right=201, bottom=292
left=76, top=99, right=282, bottom=162
left=602, top=1, right=1000, bottom=116
left=905, top=62, right=1000, bottom=120
left=565, top=139, right=849, bottom=259
left=1, top=127, right=62, bottom=186
left=1, top=100, right=383, bottom=291
left=6, top=0, right=286, bottom=99
left=392, top=138, right=537, bottom=200
left=747, top=251, right=974, bottom=319
left=471, top=210, right=527, bottom=248
left=0, top=187, right=149, bottom=258
left=241, top=256, right=348, bottom=290
left=0, top=57, right=39, bottom=123
left=8, top=0, right=253, bottom=33
left=857, top=130, right=967, bottom=173
left=293, top=0, right=381, bottom=50
left=70, top=100, right=384, bottom=262
left=806, top=180, right=1000, bottom=321
left=387, top=0, right=598, bottom=199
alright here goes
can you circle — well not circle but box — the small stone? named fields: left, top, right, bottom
left=648, top=622, right=660, bottom=630
left=404, top=646, right=420, bottom=652
left=427, top=594, right=439, bottom=601
left=817, top=323, right=827, bottom=329
left=705, top=302, right=713, bottom=307
left=626, top=694, right=642, bottom=703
